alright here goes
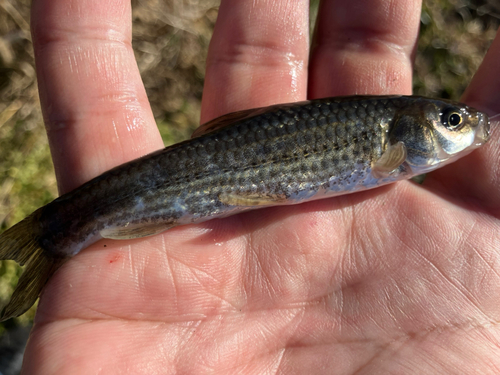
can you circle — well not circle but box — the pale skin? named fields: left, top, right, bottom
left=22, top=0, right=500, bottom=373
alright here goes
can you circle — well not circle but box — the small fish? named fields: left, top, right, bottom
left=0, top=95, right=490, bottom=320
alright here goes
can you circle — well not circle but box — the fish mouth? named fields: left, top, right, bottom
left=474, top=112, right=490, bottom=146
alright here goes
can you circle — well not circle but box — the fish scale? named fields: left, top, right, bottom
left=0, top=95, right=489, bottom=321
left=44, top=98, right=388, bottom=254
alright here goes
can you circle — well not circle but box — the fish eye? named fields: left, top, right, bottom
left=441, top=109, right=463, bottom=129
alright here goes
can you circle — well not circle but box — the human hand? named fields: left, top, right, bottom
left=23, top=0, right=500, bottom=373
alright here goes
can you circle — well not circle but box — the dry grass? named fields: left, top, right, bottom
left=415, top=0, right=499, bottom=98
left=0, top=0, right=498, bottom=331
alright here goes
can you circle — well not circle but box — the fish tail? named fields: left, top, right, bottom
left=0, top=211, right=67, bottom=321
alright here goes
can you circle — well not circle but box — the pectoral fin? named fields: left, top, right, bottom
left=100, top=221, right=174, bottom=240
left=371, top=141, right=407, bottom=178
left=219, top=192, right=288, bottom=207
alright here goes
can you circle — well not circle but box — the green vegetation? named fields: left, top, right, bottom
left=0, top=0, right=498, bottom=331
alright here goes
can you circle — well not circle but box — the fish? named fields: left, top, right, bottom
left=0, top=95, right=490, bottom=321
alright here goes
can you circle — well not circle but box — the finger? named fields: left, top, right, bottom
left=31, top=0, right=163, bottom=194
left=200, top=0, right=310, bottom=123
left=425, top=31, right=500, bottom=215
left=308, top=0, right=422, bottom=98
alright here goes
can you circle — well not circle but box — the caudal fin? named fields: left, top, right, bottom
left=0, top=212, right=67, bottom=321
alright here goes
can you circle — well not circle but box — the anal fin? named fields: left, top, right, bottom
left=100, top=221, right=174, bottom=240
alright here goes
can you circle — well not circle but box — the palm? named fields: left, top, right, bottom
left=23, top=0, right=500, bottom=374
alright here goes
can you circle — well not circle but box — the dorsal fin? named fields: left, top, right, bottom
left=191, top=101, right=311, bottom=138
left=191, top=108, right=271, bottom=138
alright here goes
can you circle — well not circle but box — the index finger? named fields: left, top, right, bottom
left=31, top=0, right=164, bottom=194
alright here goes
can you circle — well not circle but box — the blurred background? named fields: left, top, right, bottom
left=0, top=0, right=498, bottom=373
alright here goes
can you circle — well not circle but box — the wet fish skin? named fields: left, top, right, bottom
left=0, top=95, right=490, bottom=321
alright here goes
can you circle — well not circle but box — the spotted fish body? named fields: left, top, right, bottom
left=0, top=95, right=490, bottom=320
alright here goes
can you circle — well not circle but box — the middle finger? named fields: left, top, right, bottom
left=200, top=0, right=310, bottom=123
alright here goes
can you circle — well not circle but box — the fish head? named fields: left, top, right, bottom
left=389, top=97, right=490, bottom=174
